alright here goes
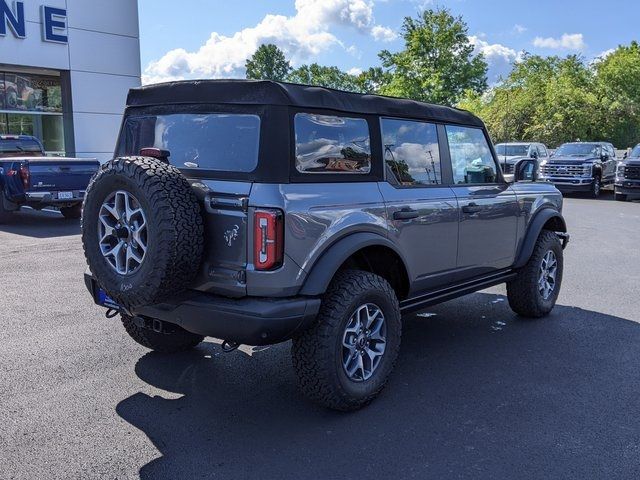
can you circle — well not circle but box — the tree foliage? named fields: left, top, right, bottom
left=377, top=8, right=488, bottom=106
left=459, top=50, right=640, bottom=148
left=245, top=44, right=291, bottom=81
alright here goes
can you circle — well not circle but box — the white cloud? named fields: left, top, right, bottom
left=348, top=67, right=363, bottom=76
left=469, top=36, right=524, bottom=83
left=513, top=24, right=527, bottom=35
left=143, top=0, right=393, bottom=84
left=371, top=25, right=398, bottom=42
left=533, top=33, right=585, bottom=50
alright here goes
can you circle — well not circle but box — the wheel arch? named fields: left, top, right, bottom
left=514, top=207, right=567, bottom=269
left=299, top=232, right=411, bottom=300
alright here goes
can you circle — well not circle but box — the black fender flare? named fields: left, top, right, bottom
left=514, top=208, right=567, bottom=269
left=299, top=232, right=410, bottom=296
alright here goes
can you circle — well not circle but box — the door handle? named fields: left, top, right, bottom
left=393, top=208, right=420, bottom=220
left=462, top=203, right=482, bottom=214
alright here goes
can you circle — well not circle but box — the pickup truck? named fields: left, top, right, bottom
left=0, top=135, right=100, bottom=223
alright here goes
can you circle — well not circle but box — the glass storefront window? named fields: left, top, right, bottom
left=1, top=72, right=62, bottom=113
left=2, top=114, right=65, bottom=154
left=1, top=70, right=66, bottom=155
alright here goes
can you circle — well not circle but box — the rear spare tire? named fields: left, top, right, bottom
left=82, top=156, right=204, bottom=309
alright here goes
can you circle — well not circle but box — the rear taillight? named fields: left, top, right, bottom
left=19, top=164, right=30, bottom=189
left=254, top=209, right=284, bottom=271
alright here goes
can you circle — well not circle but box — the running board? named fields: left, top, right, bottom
left=400, top=269, right=517, bottom=314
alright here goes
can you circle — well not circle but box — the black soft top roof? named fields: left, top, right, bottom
left=126, top=79, right=484, bottom=127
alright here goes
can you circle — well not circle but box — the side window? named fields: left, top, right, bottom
left=539, top=145, right=548, bottom=158
left=446, top=125, right=499, bottom=185
left=294, top=113, right=371, bottom=174
left=381, top=118, right=441, bottom=186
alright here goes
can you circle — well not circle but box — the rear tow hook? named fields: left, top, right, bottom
left=221, top=341, right=240, bottom=353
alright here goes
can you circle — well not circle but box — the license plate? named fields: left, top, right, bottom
left=97, top=288, right=120, bottom=310
left=58, top=191, right=73, bottom=200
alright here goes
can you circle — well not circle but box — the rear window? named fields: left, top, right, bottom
left=118, top=114, right=261, bottom=172
left=0, top=137, right=43, bottom=154
left=294, top=113, right=371, bottom=174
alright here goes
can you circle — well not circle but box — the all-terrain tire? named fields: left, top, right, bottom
left=82, top=156, right=204, bottom=309
left=0, top=197, right=13, bottom=224
left=615, top=193, right=628, bottom=202
left=291, top=270, right=402, bottom=411
left=507, top=230, right=564, bottom=318
left=60, top=204, right=82, bottom=220
left=121, top=314, right=204, bottom=353
left=590, top=175, right=602, bottom=199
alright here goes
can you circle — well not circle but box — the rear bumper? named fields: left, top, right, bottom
left=25, top=190, right=85, bottom=205
left=84, top=273, right=321, bottom=346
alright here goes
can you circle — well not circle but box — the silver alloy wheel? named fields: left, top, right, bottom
left=341, top=303, right=387, bottom=382
left=98, top=190, right=148, bottom=275
left=538, top=250, right=558, bottom=300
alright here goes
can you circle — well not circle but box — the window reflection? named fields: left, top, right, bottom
left=381, top=118, right=441, bottom=186
left=446, top=126, right=497, bottom=184
left=295, top=113, right=371, bottom=174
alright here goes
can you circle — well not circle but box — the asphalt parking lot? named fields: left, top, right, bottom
left=1, top=193, right=639, bottom=480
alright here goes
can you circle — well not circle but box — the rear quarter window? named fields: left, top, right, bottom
left=294, top=113, right=371, bottom=174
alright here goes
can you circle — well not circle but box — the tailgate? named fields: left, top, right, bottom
left=27, top=159, right=99, bottom=192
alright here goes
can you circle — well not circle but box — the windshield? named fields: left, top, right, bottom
left=118, top=113, right=261, bottom=172
left=554, top=143, right=600, bottom=157
left=629, top=145, right=640, bottom=158
left=0, top=138, right=43, bottom=156
left=495, top=144, right=529, bottom=157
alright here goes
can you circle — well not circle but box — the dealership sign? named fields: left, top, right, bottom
left=0, top=1, right=68, bottom=43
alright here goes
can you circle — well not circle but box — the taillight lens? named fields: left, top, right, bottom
left=19, top=164, right=30, bottom=189
left=254, top=209, right=284, bottom=271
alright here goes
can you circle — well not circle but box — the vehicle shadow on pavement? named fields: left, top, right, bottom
left=116, top=293, right=640, bottom=480
left=0, top=208, right=79, bottom=238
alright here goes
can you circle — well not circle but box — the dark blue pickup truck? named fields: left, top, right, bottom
left=0, top=135, right=100, bottom=222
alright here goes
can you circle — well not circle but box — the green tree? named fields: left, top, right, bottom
left=595, top=42, right=640, bottom=147
left=377, top=8, right=488, bottom=106
left=245, top=44, right=291, bottom=81
left=287, top=63, right=361, bottom=92
left=460, top=54, right=603, bottom=147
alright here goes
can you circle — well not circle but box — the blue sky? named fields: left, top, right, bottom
left=138, top=0, right=639, bottom=84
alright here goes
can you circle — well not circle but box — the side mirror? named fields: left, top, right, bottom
left=530, top=151, right=539, bottom=159
left=601, top=153, right=609, bottom=161
left=623, top=152, right=628, bottom=160
left=514, top=159, right=538, bottom=182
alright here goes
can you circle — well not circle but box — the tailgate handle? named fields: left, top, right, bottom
left=393, top=208, right=419, bottom=220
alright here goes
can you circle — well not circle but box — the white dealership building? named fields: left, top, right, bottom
left=0, top=0, right=141, bottom=161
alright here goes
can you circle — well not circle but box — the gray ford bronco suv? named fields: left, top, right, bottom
left=82, top=80, right=569, bottom=411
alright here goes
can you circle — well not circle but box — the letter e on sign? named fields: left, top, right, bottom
left=42, top=5, right=67, bottom=43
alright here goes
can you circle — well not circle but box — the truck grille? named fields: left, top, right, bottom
left=624, top=165, right=640, bottom=180
left=540, top=164, right=584, bottom=177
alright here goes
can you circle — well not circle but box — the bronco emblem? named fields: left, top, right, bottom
left=224, top=225, right=240, bottom=247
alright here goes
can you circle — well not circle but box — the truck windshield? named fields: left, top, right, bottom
left=495, top=144, right=529, bottom=157
left=118, top=113, right=261, bottom=172
left=0, top=137, right=43, bottom=157
left=629, top=145, right=640, bottom=158
left=554, top=144, right=599, bottom=157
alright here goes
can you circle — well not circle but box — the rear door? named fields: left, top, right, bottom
left=445, top=125, right=519, bottom=277
left=378, top=118, right=459, bottom=293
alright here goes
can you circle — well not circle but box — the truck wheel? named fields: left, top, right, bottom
left=60, top=204, right=82, bottom=220
left=507, top=230, right=564, bottom=318
left=121, top=314, right=204, bottom=353
left=82, top=156, right=204, bottom=309
left=291, top=270, right=402, bottom=411
left=590, top=176, right=601, bottom=198
left=0, top=197, right=13, bottom=224
left=615, top=193, right=628, bottom=202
